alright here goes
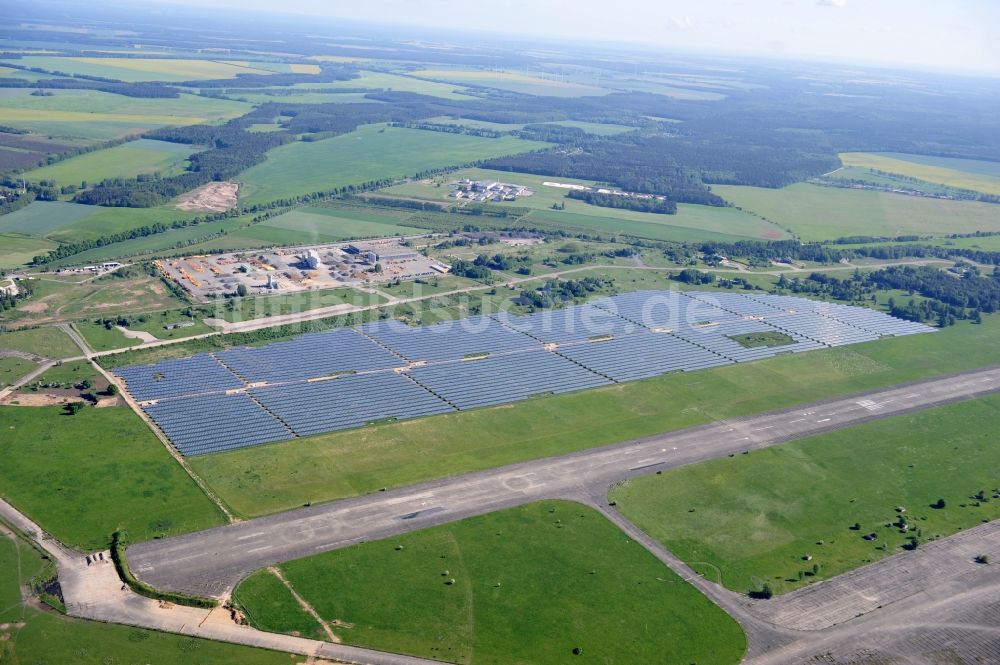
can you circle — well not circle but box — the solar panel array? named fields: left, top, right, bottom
left=407, top=351, right=611, bottom=409
left=674, top=318, right=826, bottom=363
left=116, top=355, right=243, bottom=401
left=556, top=332, right=732, bottom=382
left=144, top=393, right=291, bottom=456
left=253, top=372, right=454, bottom=436
left=114, top=290, right=935, bottom=456
left=360, top=316, right=540, bottom=362
left=497, top=300, right=639, bottom=344
left=215, top=328, right=401, bottom=384
left=605, top=290, right=739, bottom=329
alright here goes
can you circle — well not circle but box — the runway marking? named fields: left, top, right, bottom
left=247, top=545, right=272, bottom=554
left=752, top=425, right=775, bottom=431
left=817, top=418, right=831, bottom=423
left=382, top=492, right=434, bottom=506
left=236, top=531, right=266, bottom=541
left=789, top=418, right=806, bottom=423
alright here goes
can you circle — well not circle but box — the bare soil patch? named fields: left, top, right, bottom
left=176, top=181, right=239, bottom=212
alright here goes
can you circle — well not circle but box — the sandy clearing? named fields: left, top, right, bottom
left=176, top=181, right=239, bottom=212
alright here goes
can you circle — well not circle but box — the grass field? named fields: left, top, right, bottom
left=24, top=139, right=196, bottom=187
left=291, top=70, right=478, bottom=100
left=222, top=287, right=385, bottom=322
left=409, top=68, right=611, bottom=98
left=0, top=56, right=281, bottom=82
left=45, top=206, right=196, bottom=244
left=381, top=168, right=789, bottom=242
left=0, top=531, right=295, bottom=664
left=0, top=356, right=37, bottom=387
left=238, top=125, right=550, bottom=205
left=0, top=405, right=226, bottom=550
left=0, top=200, right=96, bottom=236
left=0, top=326, right=79, bottom=358
left=0, top=88, right=250, bottom=142
left=235, top=501, right=745, bottom=664
left=45, top=216, right=254, bottom=267
left=190, top=316, right=1000, bottom=518
left=0, top=233, right=58, bottom=268
left=713, top=183, right=1000, bottom=241
left=0, top=274, right=189, bottom=329
left=612, top=395, right=1000, bottom=595
left=226, top=207, right=427, bottom=245
left=75, top=311, right=214, bottom=352
left=840, top=152, right=1000, bottom=196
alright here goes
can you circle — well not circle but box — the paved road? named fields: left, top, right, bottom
left=129, top=364, right=1000, bottom=598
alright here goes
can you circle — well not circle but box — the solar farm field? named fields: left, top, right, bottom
left=0, top=56, right=283, bottom=82
left=713, top=183, right=1000, bottom=241
left=379, top=168, right=790, bottom=242
left=0, top=405, right=227, bottom=550
left=840, top=152, right=1000, bottom=196
left=0, top=88, right=251, bottom=143
left=189, top=314, right=1000, bottom=518
left=234, top=501, right=746, bottom=665
left=237, top=125, right=551, bottom=205
left=612, top=393, right=1000, bottom=595
left=23, top=138, right=196, bottom=186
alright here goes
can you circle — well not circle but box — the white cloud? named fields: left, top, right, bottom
left=818, top=0, right=848, bottom=7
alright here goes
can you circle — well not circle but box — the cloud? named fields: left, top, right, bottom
left=817, top=0, right=848, bottom=6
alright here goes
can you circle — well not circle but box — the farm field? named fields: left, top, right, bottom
left=0, top=531, right=293, bottom=665
left=190, top=316, right=1000, bottom=518
left=222, top=287, right=385, bottom=323
left=0, top=233, right=58, bottom=268
left=24, top=138, right=196, bottom=187
left=840, top=152, right=1000, bottom=196
left=381, top=168, right=789, bottom=241
left=289, top=70, right=478, bottom=99
left=0, top=325, right=80, bottom=358
left=235, top=501, right=746, bottom=665
left=612, top=394, right=1000, bottom=595
left=0, top=56, right=283, bottom=81
left=713, top=183, right=1000, bottom=241
left=45, top=216, right=253, bottom=267
left=45, top=206, right=196, bottom=243
left=0, top=405, right=226, bottom=550
left=0, top=274, right=189, bottom=328
left=237, top=125, right=550, bottom=205
left=408, top=68, right=611, bottom=97
left=0, top=200, right=96, bottom=236
left=226, top=207, right=428, bottom=245
left=0, top=88, right=250, bottom=142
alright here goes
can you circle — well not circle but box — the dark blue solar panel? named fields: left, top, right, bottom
left=556, top=332, right=732, bottom=382
left=494, top=300, right=638, bottom=345
left=600, top=290, right=740, bottom=331
left=252, top=371, right=453, bottom=435
left=144, top=393, right=291, bottom=456
left=115, top=355, right=243, bottom=401
left=215, top=328, right=402, bottom=384
left=408, top=351, right=611, bottom=410
left=360, top=316, right=540, bottom=362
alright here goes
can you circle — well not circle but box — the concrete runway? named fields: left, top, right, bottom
left=129, top=364, right=1000, bottom=599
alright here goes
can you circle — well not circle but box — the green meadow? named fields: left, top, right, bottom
left=235, top=501, right=745, bottom=665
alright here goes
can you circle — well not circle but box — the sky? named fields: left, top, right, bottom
left=154, top=0, right=1000, bottom=75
